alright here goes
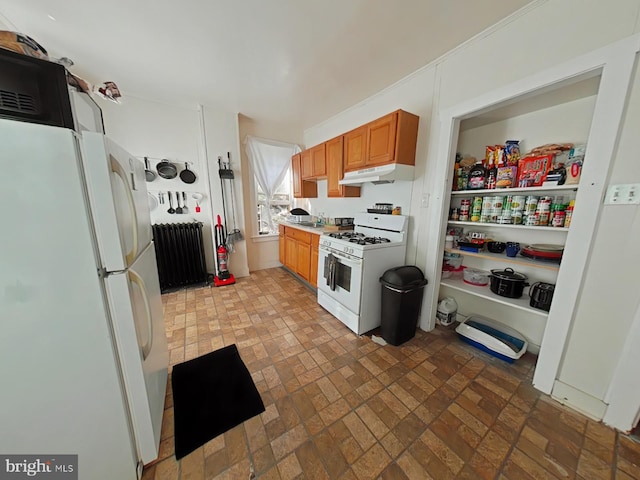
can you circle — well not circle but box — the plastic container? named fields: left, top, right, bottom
left=463, top=268, right=490, bottom=286
left=379, top=266, right=428, bottom=346
left=436, top=297, right=458, bottom=326
left=455, top=315, right=528, bottom=363
left=442, top=264, right=463, bottom=279
left=445, top=235, right=454, bottom=249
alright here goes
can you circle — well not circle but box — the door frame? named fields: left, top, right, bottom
left=421, top=34, right=640, bottom=401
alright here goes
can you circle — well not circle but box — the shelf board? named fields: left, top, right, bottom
left=445, top=248, right=560, bottom=271
left=447, top=220, right=569, bottom=232
left=450, top=185, right=578, bottom=195
left=440, top=278, right=549, bottom=317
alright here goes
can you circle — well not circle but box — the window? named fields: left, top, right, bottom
left=256, top=169, right=291, bottom=235
left=244, top=135, right=301, bottom=237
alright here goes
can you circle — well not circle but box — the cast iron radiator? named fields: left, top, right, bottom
left=152, top=222, right=208, bottom=291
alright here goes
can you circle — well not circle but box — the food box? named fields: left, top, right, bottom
left=565, top=144, right=585, bottom=185
left=455, top=315, right=528, bottom=362
left=496, top=166, right=517, bottom=189
left=516, top=154, right=553, bottom=187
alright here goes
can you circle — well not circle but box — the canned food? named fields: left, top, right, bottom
left=512, top=211, right=523, bottom=225
left=502, top=195, right=513, bottom=215
left=470, top=196, right=483, bottom=222
left=525, top=196, right=539, bottom=215
left=524, top=212, right=539, bottom=226
left=538, top=211, right=550, bottom=226
left=552, top=210, right=566, bottom=227
left=511, top=195, right=526, bottom=211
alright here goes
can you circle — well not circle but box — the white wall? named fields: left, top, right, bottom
left=101, top=96, right=250, bottom=277
left=303, top=0, right=640, bottom=420
left=201, top=107, right=250, bottom=278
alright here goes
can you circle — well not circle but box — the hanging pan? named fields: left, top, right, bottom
left=144, top=157, right=156, bottom=182
left=180, top=162, right=197, bottom=184
left=156, top=158, right=177, bottom=179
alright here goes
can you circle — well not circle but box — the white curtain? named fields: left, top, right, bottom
left=244, top=135, right=301, bottom=232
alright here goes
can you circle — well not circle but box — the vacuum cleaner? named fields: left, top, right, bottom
left=213, top=214, right=236, bottom=287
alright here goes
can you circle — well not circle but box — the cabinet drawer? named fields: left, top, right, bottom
left=289, top=228, right=311, bottom=244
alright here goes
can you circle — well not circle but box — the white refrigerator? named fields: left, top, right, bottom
left=0, top=119, right=169, bottom=479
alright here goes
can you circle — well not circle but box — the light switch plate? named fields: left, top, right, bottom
left=604, top=183, right=640, bottom=205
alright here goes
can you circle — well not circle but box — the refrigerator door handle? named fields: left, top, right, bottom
left=129, top=268, right=153, bottom=360
left=110, top=155, right=139, bottom=265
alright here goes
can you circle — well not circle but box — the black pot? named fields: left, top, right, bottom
left=489, top=268, right=528, bottom=298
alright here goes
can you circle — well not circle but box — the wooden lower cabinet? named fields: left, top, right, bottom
left=296, top=242, right=311, bottom=280
left=279, top=224, right=286, bottom=264
left=284, top=235, right=297, bottom=271
left=310, top=236, right=319, bottom=288
left=280, top=226, right=320, bottom=287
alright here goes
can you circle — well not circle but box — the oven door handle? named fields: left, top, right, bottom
left=329, top=256, right=337, bottom=291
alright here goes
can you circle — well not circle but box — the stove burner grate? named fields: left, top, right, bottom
left=348, top=236, right=392, bottom=245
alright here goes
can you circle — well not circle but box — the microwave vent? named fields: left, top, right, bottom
left=0, top=90, right=38, bottom=114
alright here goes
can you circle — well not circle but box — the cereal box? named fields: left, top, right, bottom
left=496, top=166, right=517, bottom=189
left=516, top=154, right=553, bottom=187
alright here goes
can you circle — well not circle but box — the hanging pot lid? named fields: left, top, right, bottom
left=490, top=267, right=528, bottom=281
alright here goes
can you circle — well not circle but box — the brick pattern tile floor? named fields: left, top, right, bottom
left=143, top=268, right=640, bottom=480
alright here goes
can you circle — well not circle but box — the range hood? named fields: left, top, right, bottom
left=338, top=163, right=415, bottom=185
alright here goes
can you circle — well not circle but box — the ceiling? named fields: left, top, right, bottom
left=0, top=0, right=534, bottom=130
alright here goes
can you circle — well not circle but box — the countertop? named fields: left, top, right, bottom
left=283, top=222, right=353, bottom=235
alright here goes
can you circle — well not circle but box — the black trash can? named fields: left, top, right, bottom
left=379, top=266, right=428, bottom=346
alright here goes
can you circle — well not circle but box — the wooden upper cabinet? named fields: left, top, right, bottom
left=344, top=110, right=419, bottom=172
left=367, top=112, right=398, bottom=166
left=326, top=136, right=360, bottom=198
left=344, top=125, right=368, bottom=171
left=301, top=149, right=313, bottom=179
left=292, top=153, right=318, bottom=198
left=292, top=153, right=302, bottom=197
left=311, top=143, right=326, bottom=177
left=301, top=144, right=326, bottom=180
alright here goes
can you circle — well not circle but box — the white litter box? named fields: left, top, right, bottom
left=455, top=315, right=528, bottom=363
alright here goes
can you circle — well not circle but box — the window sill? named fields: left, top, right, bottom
left=251, top=234, right=279, bottom=243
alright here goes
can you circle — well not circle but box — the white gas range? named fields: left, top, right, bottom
left=317, top=212, right=408, bottom=334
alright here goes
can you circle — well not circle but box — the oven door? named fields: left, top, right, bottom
left=317, top=245, right=363, bottom=314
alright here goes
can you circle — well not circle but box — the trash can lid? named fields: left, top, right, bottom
left=379, top=265, right=427, bottom=288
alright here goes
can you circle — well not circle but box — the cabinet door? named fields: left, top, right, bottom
left=285, top=235, right=297, bottom=271
left=310, top=246, right=318, bottom=288
left=312, top=143, right=326, bottom=177
left=279, top=225, right=286, bottom=264
left=327, top=136, right=360, bottom=198
left=301, top=149, right=313, bottom=179
left=292, top=154, right=302, bottom=198
left=367, top=112, right=398, bottom=166
left=310, top=234, right=320, bottom=288
left=326, top=136, right=343, bottom=197
left=344, top=125, right=368, bottom=171
left=296, top=241, right=311, bottom=281
left=292, top=154, right=318, bottom=198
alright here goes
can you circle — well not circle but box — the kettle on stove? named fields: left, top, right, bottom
left=529, top=282, right=555, bottom=311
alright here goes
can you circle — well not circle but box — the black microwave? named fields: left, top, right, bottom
left=0, top=46, right=104, bottom=133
